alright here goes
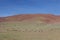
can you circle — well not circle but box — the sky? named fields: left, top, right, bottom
left=0, top=0, right=60, bottom=17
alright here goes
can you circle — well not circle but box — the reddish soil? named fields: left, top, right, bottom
left=0, top=17, right=5, bottom=22
left=0, top=14, right=60, bottom=23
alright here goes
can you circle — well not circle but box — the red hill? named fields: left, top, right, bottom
left=0, top=14, right=60, bottom=23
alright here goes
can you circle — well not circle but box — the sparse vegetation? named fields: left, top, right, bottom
left=0, top=22, right=60, bottom=40
left=0, top=14, right=60, bottom=40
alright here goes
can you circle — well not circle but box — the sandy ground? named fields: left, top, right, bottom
left=0, top=28, right=60, bottom=40
left=19, top=30, right=60, bottom=40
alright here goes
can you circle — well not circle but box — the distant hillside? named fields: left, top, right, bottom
left=0, top=17, right=5, bottom=22
left=0, top=14, right=60, bottom=23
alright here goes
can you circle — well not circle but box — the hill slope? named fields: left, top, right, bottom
left=0, top=14, right=60, bottom=23
left=1, top=14, right=60, bottom=40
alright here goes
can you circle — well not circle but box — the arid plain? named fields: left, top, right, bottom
left=0, top=14, right=60, bottom=40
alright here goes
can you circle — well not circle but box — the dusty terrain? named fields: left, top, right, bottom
left=0, top=14, right=60, bottom=40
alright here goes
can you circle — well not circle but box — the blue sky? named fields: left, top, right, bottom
left=0, top=0, right=60, bottom=17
